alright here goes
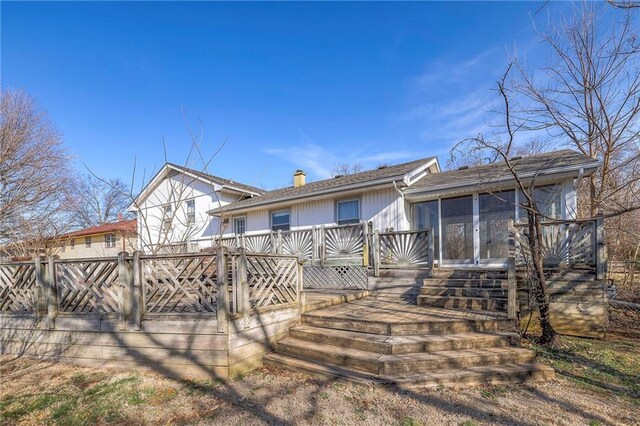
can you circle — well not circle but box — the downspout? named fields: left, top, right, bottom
left=393, top=181, right=406, bottom=231
left=574, top=167, right=585, bottom=192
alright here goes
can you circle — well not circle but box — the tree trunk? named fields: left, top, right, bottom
left=528, top=212, right=557, bottom=344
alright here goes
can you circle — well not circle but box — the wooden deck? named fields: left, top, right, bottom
left=304, top=288, right=370, bottom=312
left=305, top=295, right=507, bottom=325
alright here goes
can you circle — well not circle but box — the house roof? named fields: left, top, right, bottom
left=57, top=219, right=138, bottom=240
left=129, top=163, right=264, bottom=211
left=209, top=156, right=438, bottom=214
left=165, top=163, right=265, bottom=195
left=404, top=149, right=600, bottom=195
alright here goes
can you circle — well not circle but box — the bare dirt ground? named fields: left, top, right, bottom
left=1, top=310, right=638, bottom=426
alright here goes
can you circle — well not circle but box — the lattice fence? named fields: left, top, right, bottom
left=141, top=254, right=218, bottom=313
left=0, top=263, right=37, bottom=312
left=56, top=259, right=120, bottom=313
left=303, top=265, right=368, bottom=289
left=245, top=255, right=299, bottom=309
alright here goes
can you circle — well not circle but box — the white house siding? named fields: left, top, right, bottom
left=221, top=186, right=408, bottom=237
left=135, top=172, right=243, bottom=252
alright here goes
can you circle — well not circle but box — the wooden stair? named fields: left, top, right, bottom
left=418, top=268, right=509, bottom=314
left=264, top=295, right=554, bottom=388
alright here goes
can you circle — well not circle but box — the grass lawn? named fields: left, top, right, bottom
left=1, top=308, right=638, bottom=426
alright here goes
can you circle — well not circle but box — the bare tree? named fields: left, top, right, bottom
left=64, top=174, right=132, bottom=228
left=0, top=89, right=72, bottom=257
left=514, top=4, right=640, bottom=218
left=332, top=162, right=363, bottom=177
left=453, top=65, right=559, bottom=344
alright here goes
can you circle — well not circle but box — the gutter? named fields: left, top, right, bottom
left=402, top=162, right=601, bottom=196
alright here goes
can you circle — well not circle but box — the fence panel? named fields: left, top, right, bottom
left=303, top=265, right=368, bottom=289
left=55, top=259, right=120, bottom=313
left=378, top=230, right=430, bottom=268
left=513, top=221, right=596, bottom=267
left=244, top=254, right=299, bottom=309
left=324, top=224, right=364, bottom=261
left=281, top=229, right=313, bottom=258
left=243, top=233, right=273, bottom=254
left=141, top=254, right=218, bottom=313
left=0, top=263, right=37, bottom=312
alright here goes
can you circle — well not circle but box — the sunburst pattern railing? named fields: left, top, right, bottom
left=378, top=230, right=430, bottom=267
left=281, top=229, right=313, bottom=258
left=324, top=225, right=364, bottom=260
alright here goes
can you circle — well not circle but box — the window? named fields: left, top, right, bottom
left=234, top=217, right=246, bottom=235
left=336, top=199, right=360, bottom=225
left=105, top=234, right=116, bottom=248
left=85, top=237, right=92, bottom=248
left=186, top=200, right=195, bottom=227
left=70, top=239, right=75, bottom=249
left=518, top=184, right=562, bottom=222
left=271, top=210, right=290, bottom=231
left=162, top=204, right=173, bottom=232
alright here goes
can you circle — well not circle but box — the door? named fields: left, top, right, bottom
left=440, top=195, right=474, bottom=264
left=478, top=191, right=515, bottom=263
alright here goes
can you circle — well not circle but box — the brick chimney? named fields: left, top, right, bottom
left=293, top=170, right=306, bottom=187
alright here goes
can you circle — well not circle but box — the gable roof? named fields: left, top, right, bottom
left=54, top=219, right=138, bottom=241
left=405, top=149, right=600, bottom=195
left=209, top=156, right=438, bottom=215
left=165, top=163, right=264, bottom=195
left=130, top=163, right=264, bottom=210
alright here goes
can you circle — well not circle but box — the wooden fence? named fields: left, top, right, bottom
left=217, top=223, right=367, bottom=266
left=0, top=249, right=303, bottom=329
left=216, top=223, right=434, bottom=276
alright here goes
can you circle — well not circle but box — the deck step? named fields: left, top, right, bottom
left=420, top=287, right=507, bottom=298
left=417, top=295, right=507, bottom=311
left=275, top=338, right=536, bottom=375
left=422, top=278, right=507, bottom=288
left=289, top=325, right=518, bottom=354
left=431, top=269, right=508, bottom=280
left=302, top=313, right=514, bottom=335
left=264, top=353, right=554, bottom=388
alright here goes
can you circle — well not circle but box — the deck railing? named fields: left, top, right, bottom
left=216, top=223, right=369, bottom=266
left=508, top=216, right=606, bottom=279
left=215, top=222, right=434, bottom=275
left=0, top=249, right=303, bottom=332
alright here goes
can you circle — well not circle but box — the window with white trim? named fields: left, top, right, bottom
left=162, top=204, right=173, bottom=232
left=186, top=200, right=195, bottom=227
left=234, top=217, right=246, bottom=235
left=85, top=237, right=92, bottom=248
left=105, top=234, right=116, bottom=248
left=271, top=210, right=290, bottom=231
left=336, top=199, right=360, bottom=225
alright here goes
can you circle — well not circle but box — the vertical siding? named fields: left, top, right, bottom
left=362, top=187, right=410, bottom=231
left=291, top=199, right=334, bottom=229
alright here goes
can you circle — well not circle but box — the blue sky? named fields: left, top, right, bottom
left=2, top=1, right=574, bottom=191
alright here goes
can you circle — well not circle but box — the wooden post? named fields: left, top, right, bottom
left=320, top=226, right=326, bottom=267
left=361, top=221, right=369, bottom=267
left=45, top=256, right=58, bottom=329
left=240, top=234, right=246, bottom=249
left=34, top=257, right=47, bottom=322
left=216, top=246, right=229, bottom=333
left=596, top=214, right=607, bottom=280
left=373, top=230, right=380, bottom=277
left=132, top=251, right=143, bottom=331
left=507, top=256, right=517, bottom=320
left=117, top=252, right=133, bottom=331
left=311, top=226, right=317, bottom=265
left=237, top=248, right=250, bottom=329
left=270, top=232, right=276, bottom=254
left=427, top=227, right=435, bottom=277
left=277, top=230, right=283, bottom=254
left=297, top=256, right=306, bottom=313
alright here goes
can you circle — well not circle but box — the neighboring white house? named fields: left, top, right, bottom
left=208, top=150, right=600, bottom=267
left=128, top=163, right=263, bottom=253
